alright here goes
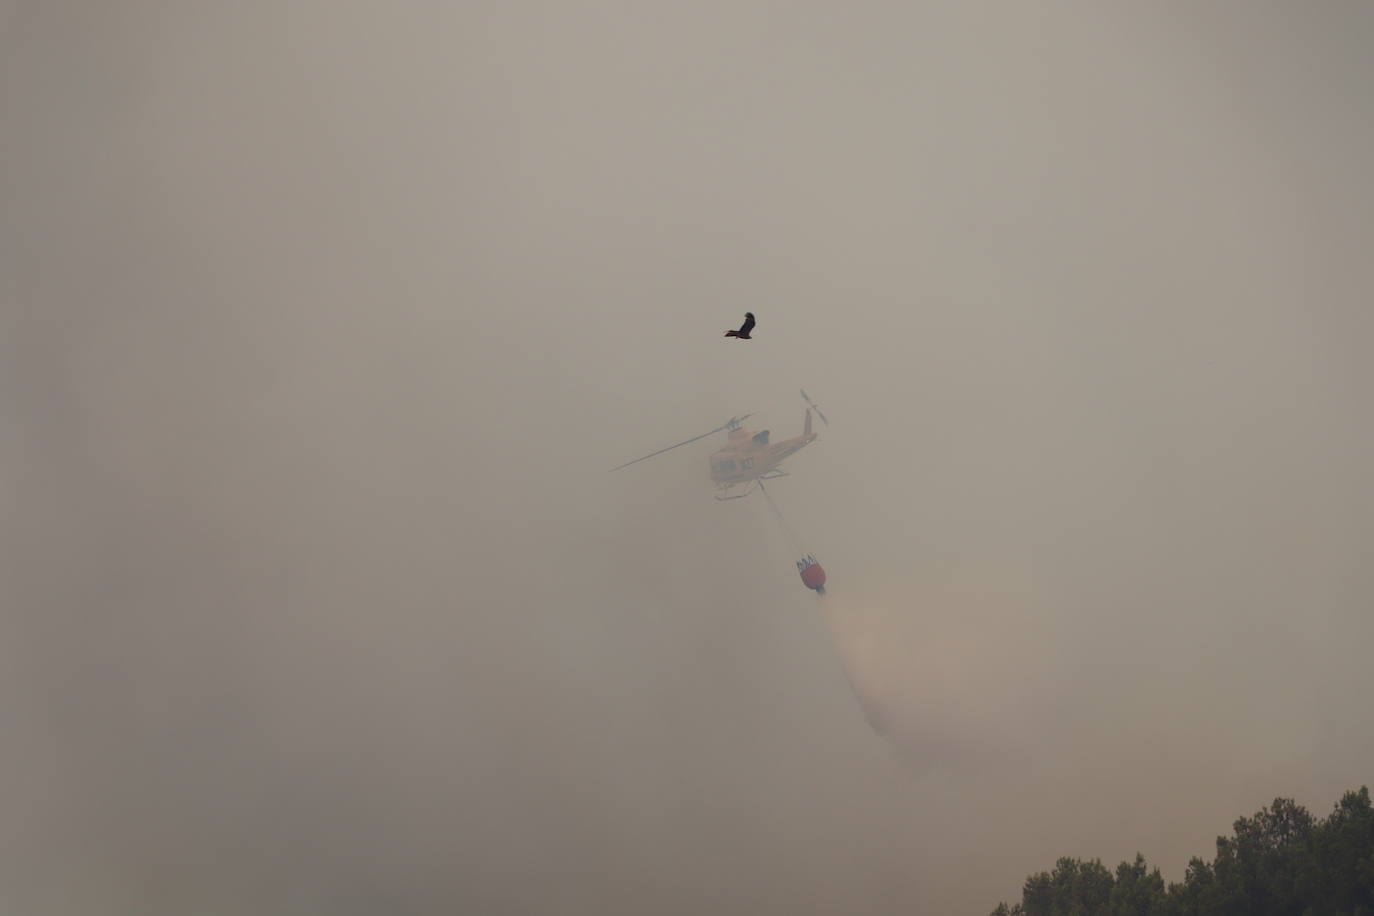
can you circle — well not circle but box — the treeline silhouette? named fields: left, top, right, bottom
left=990, top=785, right=1373, bottom=915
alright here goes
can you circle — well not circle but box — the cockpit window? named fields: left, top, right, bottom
left=714, top=459, right=737, bottom=472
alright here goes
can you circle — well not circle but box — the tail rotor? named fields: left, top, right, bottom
left=800, top=389, right=829, bottom=427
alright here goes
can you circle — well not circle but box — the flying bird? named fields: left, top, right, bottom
left=724, top=312, right=755, bottom=339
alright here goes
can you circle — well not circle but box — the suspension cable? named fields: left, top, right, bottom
left=757, top=480, right=804, bottom=556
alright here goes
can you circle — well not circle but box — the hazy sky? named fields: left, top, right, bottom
left=4, top=3, right=1373, bottom=914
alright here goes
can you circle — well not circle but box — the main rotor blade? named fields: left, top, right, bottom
left=609, top=414, right=751, bottom=472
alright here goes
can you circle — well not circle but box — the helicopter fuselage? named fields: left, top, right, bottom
left=609, top=393, right=826, bottom=500
left=708, top=424, right=816, bottom=488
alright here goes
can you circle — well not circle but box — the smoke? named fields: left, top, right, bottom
left=5, top=2, right=1374, bottom=914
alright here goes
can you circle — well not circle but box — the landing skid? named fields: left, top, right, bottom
left=713, top=471, right=790, bottom=501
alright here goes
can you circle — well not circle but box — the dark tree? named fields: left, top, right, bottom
left=1110, top=853, right=1168, bottom=915
left=991, top=787, right=1374, bottom=916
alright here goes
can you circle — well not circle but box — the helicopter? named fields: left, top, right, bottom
left=610, top=390, right=829, bottom=500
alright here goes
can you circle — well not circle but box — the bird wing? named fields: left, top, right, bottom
left=739, top=312, right=755, bottom=335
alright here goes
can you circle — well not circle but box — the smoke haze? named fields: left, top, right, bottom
left=4, top=3, right=1373, bottom=913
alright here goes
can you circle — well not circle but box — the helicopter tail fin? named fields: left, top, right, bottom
left=804, top=406, right=813, bottom=438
